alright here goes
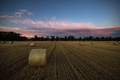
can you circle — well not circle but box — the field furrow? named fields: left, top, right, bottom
left=0, top=41, right=119, bottom=80
left=61, top=42, right=120, bottom=80
left=56, top=43, right=78, bottom=80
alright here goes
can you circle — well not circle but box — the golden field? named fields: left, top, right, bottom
left=0, top=41, right=120, bottom=80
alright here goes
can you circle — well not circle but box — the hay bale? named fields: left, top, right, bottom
left=30, top=42, right=35, bottom=47
left=9, top=41, right=13, bottom=44
left=79, top=42, right=84, bottom=46
left=116, top=41, right=120, bottom=44
left=113, top=42, right=118, bottom=45
left=91, top=42, right=94, bottom=45
left=1, top=41, right=5, bottom=44
left=28, top=49, right=47, bottom=66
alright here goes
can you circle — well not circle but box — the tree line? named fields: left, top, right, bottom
left=0, top=31, right=120, bottom=41
left=32, top=35, right=120, bottom=41
left=0, top=31, right=27, bottom=41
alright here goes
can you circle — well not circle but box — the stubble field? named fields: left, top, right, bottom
left=0, top=41, right=120, bottom=80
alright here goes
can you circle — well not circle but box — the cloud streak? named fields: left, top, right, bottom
left=15, top=9, right=33, bottom=17
left=0, top=25, right=120, bottom=37
left=0, top=9, right=120, bottom=37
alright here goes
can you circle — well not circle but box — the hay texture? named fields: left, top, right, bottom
left=9, top=41, right=13, bottom=44
left=28, top=49, right=47, bottom=66
left=30, top=42, right=35, bottom=47
left=91, top=42, right=94, bottom=45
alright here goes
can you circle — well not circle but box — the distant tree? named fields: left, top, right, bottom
left=51, top=36, right=55, bottom=41
left=95, top=37, right=100, bottom=41
left=82, top=37, right=86, bottom=41
left=108, top=36, right=112, bottom=41
left=101, top=37, right=105, bottom=41
left=56, top=36, right=59, bottom=41
left=89, top=36, right=93, bottom=41
left=86, top=37, right=89, bottom=41
left=34, top=35, right=38, bottom=41
left=46, top=36, right=50, bottom=41
left=79, top=37, right=82, bottom=41
left=0, top=31, right=27, bottom=41
left=68, top=35, right=75, bottom=41
left=64, top=36, right=68, bottom=41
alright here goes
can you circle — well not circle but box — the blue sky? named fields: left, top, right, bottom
left=0, top=0, right=120, bottom=37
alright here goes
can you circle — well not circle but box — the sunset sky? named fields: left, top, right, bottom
left=0, top=0, right=120, bottom=38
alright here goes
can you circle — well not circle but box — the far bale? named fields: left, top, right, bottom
left=116, top=41, right=120, bottom=44
left=91, top=42, right=94, bottom=45
left=1, top=41, right=5, bottom=44
left=113, top=42, right=118, bottom=45
left=79, top=42, right=84, bottom=46
left=30, top=42, right=35, bottom=47
left=9, top=41, right=13, bottom=44
left=28, top=49, right=47, bottom=66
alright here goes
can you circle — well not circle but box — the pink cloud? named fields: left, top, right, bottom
left=0, top=26, right=35, bottom=37
left=0, top=15, right=14, bottom=19
left=19, top=9, right=27, bottom=12
left=48, top=21, right=96, bottom=29
left=14, top=9, right=33, bottom=17
left=28, top=12, right=33, bottom=15
left=49, top=22, right=55, bottom=27
left=0, top=26, right=120, bottom=38
left=1, top=12, right=120, bottom=38
left=15, top=12, right=23, bottom=15
left=0, top=16, right=5, bottom=19
left=8, top=19, right=19, bottom=24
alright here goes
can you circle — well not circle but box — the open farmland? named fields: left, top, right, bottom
left=0, top=41, right=120, bottom=80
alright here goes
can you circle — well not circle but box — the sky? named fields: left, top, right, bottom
left=0, top=0, right=120, bottom=38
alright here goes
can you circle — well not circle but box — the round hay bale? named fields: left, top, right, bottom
left=9, top=41, right=13, bottom=44
left=28, top=49, right=47, bottom=66
left=79, top=42, right=84, bottom=46
left=116, top=41, right=120, bottom=44
left=1, top=41, right=5, bottom=44
left=30, top=42, right=35, bottom=47
left=113, top=42, right=118, bottom=45
left=91, top=42, right=94, bottom=45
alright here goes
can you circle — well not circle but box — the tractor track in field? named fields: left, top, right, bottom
left=0, top=42, right=53, bottom=70
left=67, top=43, right=120, bottom=65
left=61, top=43, right=111, bottom=80
left=59, top=43, right=94, bottom=80
left=9, top=42, right=55, bottom=80
left=61, top=43, right=119, bottom=80
left=86, top=44, right=120, bottom=52
left=71, top=42, right=120, bottom=53
left=0, top=42, right=55, bottom=80
left=57, top=43, right=79, bottom=80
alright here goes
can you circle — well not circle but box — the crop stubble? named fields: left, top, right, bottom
left=0, top=41, right=120, bottom=80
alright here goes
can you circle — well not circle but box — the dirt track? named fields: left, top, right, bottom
left=0, top=41, right=120, bottom=80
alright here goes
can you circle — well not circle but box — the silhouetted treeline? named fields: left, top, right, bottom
left=0, top=31, right=120, bottom=41
left=0, top=31, right=27, bottom=41
left=32, top=35, right=120, bottom=41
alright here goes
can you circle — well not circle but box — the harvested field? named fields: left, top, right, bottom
left=0, top=41, right=120, bottom=80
